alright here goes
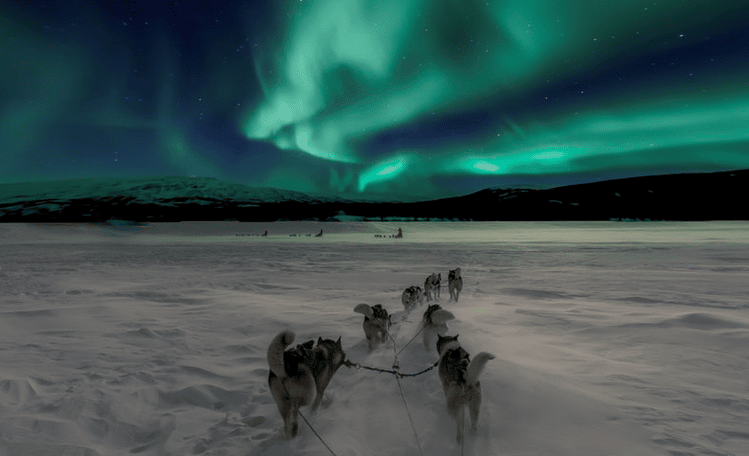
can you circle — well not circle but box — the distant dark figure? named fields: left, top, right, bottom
left=394, top=227, right=403, bottom=238
left=261, top=230, right=267, bottom=236
left=315, top=229, right=323, bottom=237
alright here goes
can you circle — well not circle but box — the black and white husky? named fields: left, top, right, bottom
left=448, top=268, right=463, bottom=302
left=267, top=331, right=346, bottom=438
left=436, top=334, right=495, bottom=444
left=354, top=303, right=392, bottom=350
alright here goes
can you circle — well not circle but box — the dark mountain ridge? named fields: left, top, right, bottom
left=1, top=169, right=747, bottom=222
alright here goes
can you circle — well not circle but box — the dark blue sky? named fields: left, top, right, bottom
left=2, top=0, right=748, bottom=201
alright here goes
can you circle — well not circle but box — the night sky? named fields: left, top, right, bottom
left=2, top=1, right=748, bottom=201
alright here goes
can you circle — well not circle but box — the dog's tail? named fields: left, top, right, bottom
left=353, top=303, right=374, bottom=319
left=465, top=352, right=495, bottom=385
left=267, top=330, right=295, bottom=378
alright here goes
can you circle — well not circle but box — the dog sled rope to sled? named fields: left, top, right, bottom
left=394, top=323, right=426, bottom=359
left=339, top=327, right=432, bottom=456
left=395, top=373, right=425, bottom=456
left=342, top=323, right=439, bottom=378
left=343, top=358, right=439, bottom=378
left=283, top=383, right=341, bottom=456
left=276, top=331, right=434, bottom=456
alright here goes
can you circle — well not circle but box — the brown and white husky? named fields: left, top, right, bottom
left=354, top=303, right=392, bottom=350
left=401, top=285, right=424, bottom=310
left=267, top=331, right=346, bottom=438
left=448, top=268, right=463, bottom=302
left=422, top=304, right=454, bottom=351
left=424, top=273, right=441, bottom=301
left=436, top=334, right=495, bottom=444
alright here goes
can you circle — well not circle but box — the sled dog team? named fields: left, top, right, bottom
left=267, top=267, right=495, bottom=444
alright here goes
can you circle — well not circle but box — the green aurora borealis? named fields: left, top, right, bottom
left=244, top=0, right=749, bottom=196
left=2, top=0, right=748, bottom=200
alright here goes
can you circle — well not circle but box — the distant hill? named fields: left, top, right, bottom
left=425, top=169, right=749, bottom=221
left=0, top=176, right=323, bottom=204
left=0, top=176, right=337, bottom=223
left=1, top=170, right=747, bottom=222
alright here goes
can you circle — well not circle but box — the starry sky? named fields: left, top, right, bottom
left=2, top=0, right=748, bottom=201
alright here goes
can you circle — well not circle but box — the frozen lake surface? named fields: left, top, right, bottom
left=1, top=221, right=747, bottom=456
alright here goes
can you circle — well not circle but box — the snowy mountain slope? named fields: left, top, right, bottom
left=0, top=176, right=344, bottom=222
left=0, top=176, right=320, bottom=205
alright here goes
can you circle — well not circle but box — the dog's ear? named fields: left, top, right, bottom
left=318, top=337, right=324, bottom=346
left=336, top=336, right=342, bottom=347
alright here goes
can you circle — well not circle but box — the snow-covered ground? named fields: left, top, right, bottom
left=1, top=221, right=747, bottom=456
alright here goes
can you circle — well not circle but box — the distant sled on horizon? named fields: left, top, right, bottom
left=374, top=227, right=403, bottom=238
left=235, top=229, right=268, bottom=237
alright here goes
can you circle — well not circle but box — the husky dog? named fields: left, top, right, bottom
left=422, top=304, right=454, bottom=350
left=448, top=268, right=463, bottom=302
left=401, top=285, right=424, bottom=310
left=424, top=273, right=441, bottom=301
left=354, top=303, right=392, bottom=350
left=267, top=331, right=346, bottom=438
left=436, top=334, right=495, bottom=444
